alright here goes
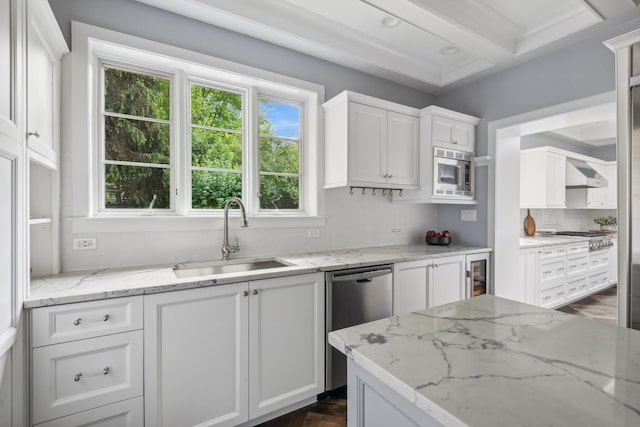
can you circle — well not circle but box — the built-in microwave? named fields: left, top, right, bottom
left=433, top=147, right=473, bottom=198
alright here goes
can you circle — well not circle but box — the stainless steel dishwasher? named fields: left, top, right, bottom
left=325, top=264, right=393, bottom=391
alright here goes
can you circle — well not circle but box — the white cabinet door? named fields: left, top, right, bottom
left=144, top=283, right=249, bottom=427
left=609, top=239, right=618, bottom=285
left=387, top=111, right=419, bottom=187
left=248, top=273, right=324, bottom=418
left=518, top=248, right=538, bottom=304
left=546, top=152, right=566, bottom=207
left=432, top=115, right=474, bottom=152
left=26, top=0, right=66, bottom=163
left=348, top=102, right=387, bottom=185
left=393, top=259, right=431, bottom=315
left=586, top=161, right=607, bottom=208
left=429, top=255, right=466, bottom=307
left=605, top=163, right=617, bottom=208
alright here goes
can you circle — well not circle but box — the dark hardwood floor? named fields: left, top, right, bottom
left=257, top=389, right=347, bottom=427
left=557, top=285, right=617, bottom=324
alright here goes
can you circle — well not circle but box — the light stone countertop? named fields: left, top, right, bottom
left=328, top=295, right=640, bottom=427
left=26, top=243, right=490, bottom=308
left=519, top=235, right=591, bottom=248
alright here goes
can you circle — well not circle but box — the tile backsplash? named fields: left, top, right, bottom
left=519, top=208, right=617, bottom=235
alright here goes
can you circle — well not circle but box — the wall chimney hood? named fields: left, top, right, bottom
left=565, top=158, right=608, bottom=189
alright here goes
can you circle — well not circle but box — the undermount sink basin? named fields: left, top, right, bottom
left=172, top=259, right=290, bottom=279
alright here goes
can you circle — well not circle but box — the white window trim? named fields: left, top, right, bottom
left=67, top=21, right=324, bottom=231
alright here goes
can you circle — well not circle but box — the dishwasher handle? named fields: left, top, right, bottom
left=330, top=268, right=392, bottom=283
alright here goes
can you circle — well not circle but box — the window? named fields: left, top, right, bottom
left=102, top=66, right=172, bottom=210
left=72, top=23, right=321, bottom=225
left=190, top=83, right=244, bottom=209
left=258, top=98, right=301, bottom=211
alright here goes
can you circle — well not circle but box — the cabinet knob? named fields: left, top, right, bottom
left=27, top=130, right=40, bottom=138
left=452, top=140, right=458, bottom=144
left=243, top=290, right=249, bottom=297
left=252, top=289, right=259, bottom=295
left=388, top=174, right=392, bottom=178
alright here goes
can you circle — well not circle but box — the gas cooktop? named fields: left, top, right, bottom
left=555, top=231, right=607, bottom=237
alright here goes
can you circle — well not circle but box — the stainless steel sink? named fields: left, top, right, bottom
left=172, top=259, right=289, bottom=279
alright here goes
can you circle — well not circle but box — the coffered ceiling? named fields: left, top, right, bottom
left=135, top=0, right=640, bottom=93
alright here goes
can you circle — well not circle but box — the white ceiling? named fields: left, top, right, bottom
left=135, top=0, right=640, bottom=93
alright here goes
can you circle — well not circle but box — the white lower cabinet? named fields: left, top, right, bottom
left=393, top=255, right=467, bottom=314
left=429, top=255, right=466, bottom=307
left=34, top=397, right=143, bottom=427
left=31, top=297, right=144, bottom=426
left=144, top=273, right=325, bottom=427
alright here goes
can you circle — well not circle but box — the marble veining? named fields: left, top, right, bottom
left=328, top=295, right=640, bottom=427
left=26, top=243, right=489, bottom=308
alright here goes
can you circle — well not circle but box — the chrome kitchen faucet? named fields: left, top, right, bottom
left=221, top=197, right=249, bottom=261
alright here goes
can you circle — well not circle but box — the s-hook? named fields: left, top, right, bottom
left=372, top=188, right=376, bottom=196
left=350, top=187, right=354, bottom=195
left=382, top=189, right=386, bottom=196
left=399, top=189, right=403, bottom=197
left=362, top=187, right=366, bottom=196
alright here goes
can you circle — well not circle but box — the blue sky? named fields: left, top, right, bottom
left=261, top=101, right=300, bottom=138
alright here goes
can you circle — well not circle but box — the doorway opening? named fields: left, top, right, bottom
left=488, top=91, right=621, bottom=325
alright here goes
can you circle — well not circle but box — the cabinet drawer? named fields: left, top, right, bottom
left=566, top=242, right=589, bottom=256
left=589, top=251, right=610, bottom=270
left=32, top=330, right=143, bottom=424
left=538, top=245, right=566, bottom=259
left=566, top=276, right=588, bottom=297
left=589, top=272, right=609, bottom=290
left=539, top=258, right=566, bottom=283
left=566, top=255, right=589, bottom=276
left=539, top=284, right=566, bottom=307
left=33, top=396, right=143, bottom=427
left=32, top=297, right=143, bottom=347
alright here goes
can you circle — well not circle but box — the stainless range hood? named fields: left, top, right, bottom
left=565, top=158, right=608, bottom=189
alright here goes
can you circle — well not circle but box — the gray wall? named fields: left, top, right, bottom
left=520, top=134, right=616, bottom=161
left=434, top=17, right=640, bottom=246
left=47, top=0, right=434, bottom=107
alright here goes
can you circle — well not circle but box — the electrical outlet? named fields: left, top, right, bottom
left=461, top=210, right=477, bottom=222
left=73, top=237, right=97, bottom=250
left=391, top=225, right=404, bottom=233
left=307, top=229, right=320, bottom=239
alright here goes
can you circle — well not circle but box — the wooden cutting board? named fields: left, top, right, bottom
left=524, top=209, right=536, bottom=236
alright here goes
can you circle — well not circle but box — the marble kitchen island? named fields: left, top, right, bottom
left=328, top=295, right=640, bottom=427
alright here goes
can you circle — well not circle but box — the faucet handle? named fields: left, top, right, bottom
left=235, top=237, right=240, bottom=252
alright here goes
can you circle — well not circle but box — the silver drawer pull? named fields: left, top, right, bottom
left=74, top=366, right=110, bottom=382
left=73, top=314, right=110, bottom=326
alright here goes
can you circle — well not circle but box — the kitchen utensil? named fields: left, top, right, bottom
left=524, top=209, right=536, bottom=236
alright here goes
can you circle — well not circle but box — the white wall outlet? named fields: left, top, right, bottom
left=307, top=229, right=320, bottom=239
left=73, top=237, right=97, bottom=250
left=391, top=225, right=404, bottom=233
left=461, top=210, right=477, bottom=222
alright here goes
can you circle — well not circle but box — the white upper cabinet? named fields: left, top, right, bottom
left=520, top=147, right=566, bottom=208
left=431, top=114, right=475, bottom=152
left=395, top=106, right=480, bottom=204
left=324, top=91, right=419, bottom=190
left=0, top=0, right=22, bottom=141
left=26, top=0, right=68, bottom=164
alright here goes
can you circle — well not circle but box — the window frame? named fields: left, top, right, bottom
left=98, top=60, right=176, bottom=214
left=73, top=22, right=323, bottom=226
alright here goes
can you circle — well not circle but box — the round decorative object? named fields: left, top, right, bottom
left=425, top=236, right=451, bottom=246
left=600, top=225, right=614, bottom=231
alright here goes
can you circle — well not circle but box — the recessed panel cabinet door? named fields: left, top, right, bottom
left=387, top=111, right=419, bottom=187
left=27, top=10, right=56, bottom=161
left=348, top=102, right=387, bottom=185
left=429, top=255, right=466, bottom=307
left=248, top=273, right=324, bottom=419
left=144, top=283, right=249, bottom=427
left=393, top=259, right=431, bottom=315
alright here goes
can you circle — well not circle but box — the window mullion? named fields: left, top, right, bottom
left=175, top=70, right=187, bottom=215
left=247, top=87, right=260, bottom=215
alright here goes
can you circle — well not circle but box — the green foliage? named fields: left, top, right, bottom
left=103, top=69, right=301, bottom=210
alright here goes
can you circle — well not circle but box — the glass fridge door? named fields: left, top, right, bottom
left=466, top=253, right=491, bottom=298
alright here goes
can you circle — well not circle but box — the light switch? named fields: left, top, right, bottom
left=461, top=210, right=477, bottom=222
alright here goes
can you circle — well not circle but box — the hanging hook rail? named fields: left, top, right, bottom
left=346, top=186, right=403, bottom=197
